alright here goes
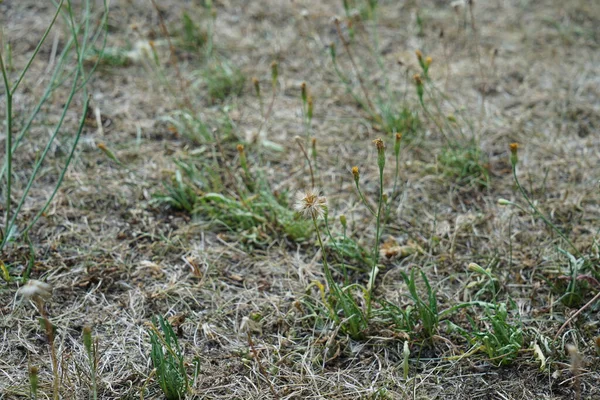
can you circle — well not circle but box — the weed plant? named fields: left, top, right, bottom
left=455, top=302, right=524, bottom=366
left=148, top=316, right=189, bottom=400
left=154, top=151, right=312, bottom=246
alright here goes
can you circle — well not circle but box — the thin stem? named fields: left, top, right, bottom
left=354, top=181, right=375, bottom=216
left=386, top=143, right=402, bottom=221
left=0, top=37, right=75, bottom=180
left=35, top=298, right=59, bottom=400
left=0, top=49, right=12, bottom=240
left=312, top=213, right=334, bottom=286
left=554, top=290, right=600, bottom=341
left=295, top=138, right=315, bottom=189
left=334, top=19, right=379, bottom=121
left=256, top=83, right=277, bottom=139
left=4, top=66, right=83, bottom=244
left=367, top=166, right=384, bottom=316
left=22, top=95, right=89, bottom=237
left=149, top=0, right=192, bottom=111
left=90, top=344, right=97, bottom=400
left=246, top=331, right=279, bottom=399
left=12, top=0, right=65, bottom=93
left=419, top=96, right=450, bottom=143
left=323, top=214, right=348, bottom=286
left=331, top=57, right=370, bottom=113
left=3, top=97, right=12, bottom=240
left=512, top=164, right=581, bottom=258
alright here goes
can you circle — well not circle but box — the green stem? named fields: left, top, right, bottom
left=354, top=180, right=375, bottom=216
left=22, top=96, right=90, bottom=237
left=12, top=0, right=65, bottom=93
left=87, top=342, right=97, bottom=400
left=512, top=164, right=581, bottom=258
left=367, top=166, right=384, bottom=316
left=0, top=50, right=12, bottom=240
left=0, top=37, right=75, bottom=181
left=312, top=213, right=334, bottom=286
left=3, top=67, right=83, bottom=245
left=385, top=143, right=402, bottom=221
left=419, top=97, right=450, bottom=143
left=3, top=95, right=12, bottom=240
left=323, top=214, right=348, bottom=286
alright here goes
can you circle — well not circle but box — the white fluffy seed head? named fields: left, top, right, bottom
left=17, top=279, right=53, bottom=301
left=294, top=188, right=328, bottom=220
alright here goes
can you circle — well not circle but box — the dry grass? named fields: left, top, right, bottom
left=1, top=0, right=600, bottom=399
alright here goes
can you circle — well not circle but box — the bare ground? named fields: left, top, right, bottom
left=1, top=0, right=600, bottom=399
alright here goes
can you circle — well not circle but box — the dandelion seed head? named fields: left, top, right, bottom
left=294, top=188, right=328, bottom=219
left=17, top=279, right=52, bottom=301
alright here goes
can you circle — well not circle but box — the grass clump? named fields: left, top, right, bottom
left=180, top=11, right=209, bottom=51
left=379, top=103, right=421, bottom=139
left=465, top=303, right=524, bottom=366
left=154, top=149, right=312, bottom=246
left=162, top=111, right=213, bottom=145
left=401, top=268, right=439, bottom=339
left=203, top=61, right=245, bottom=102
left=148, top=316, right=189, bottom=400
left=438, top=142, right=489, bottom=187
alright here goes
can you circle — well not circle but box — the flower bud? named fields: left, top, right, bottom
left=271, top=61, right=278, bottom=87
left=373, top=138, right=386, bottom=172
left=301, top=82, right=307, bottom=104
left=394, top=133, right=402, bottom=157
left=252, top=77, right=260, bottom=96
left=340, top=214, right=347, bottom=229
left=509, top=142, right=519, bottom=166
left=83, top=325, right=93, bottom=355
left=352, top=166, right=360, bottom=184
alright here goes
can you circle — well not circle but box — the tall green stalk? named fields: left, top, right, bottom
left=0, top=51, right=12, bottom=241
left=367, top=139, right=386, bottom=316
left=306, top=205, right=366, bottom=339
left=0, top=0, right=109, bottom=253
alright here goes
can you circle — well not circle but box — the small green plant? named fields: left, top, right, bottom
left=501, top=143, right=593, bottom=306
left=297, top=137, right=415, bottom=339
left=203, top=61, right=245, bottom=102
left=83, top=326, right=98, bottom=400
left=156, top=169, right=200, bottom=214
left=180, top=12, right=208, bottom=51
left=85, top=46, right=131, bottom=68
left=465, top=262, right=501, bottom=301
left=554, top=249, right=590, bottom=307
left=154, top=149, right=312, bottom=246
left=438, top=143, right=489, bottom=187
left=330, top=14, right=421, bottom=138
left=295, top=187, right=368, bottom=339
left=379, top=104, right=420, bottom=139
left=401, top=268, right=439, bottom=338
left=148, top=316, right=189, bottom=400
left=467, top=303, right=524, bottom=366
left=28, top=365, right=39, bottom=400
